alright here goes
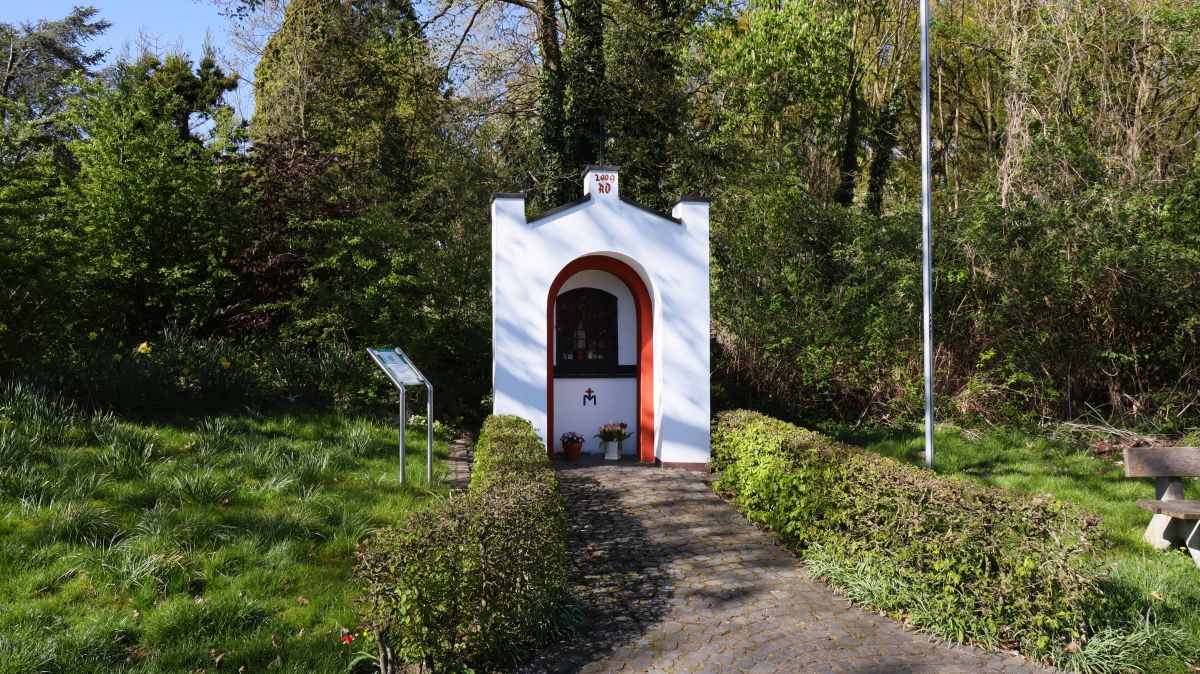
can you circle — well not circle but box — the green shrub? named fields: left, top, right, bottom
left=355, top=415, right=576, bottom=673
left=16, top=325, right=385, bottom=418
left=712, top=410, right=1104, bottom=660
left=470, top=414, right=550, bottom=490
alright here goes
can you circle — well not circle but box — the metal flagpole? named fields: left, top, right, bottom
left=920, top=0, right=936, bottom=469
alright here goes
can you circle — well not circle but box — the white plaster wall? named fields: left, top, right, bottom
left=552, top=377, right=637, bottom=455
left=491, top=167, right=711, bottom=464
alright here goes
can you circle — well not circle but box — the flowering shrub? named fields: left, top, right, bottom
left=560, top=431, right=585, bottom=445
left=594, top=421, right=631, bottom=442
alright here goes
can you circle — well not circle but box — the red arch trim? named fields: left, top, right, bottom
left=547, top=255, right=654, bottom=463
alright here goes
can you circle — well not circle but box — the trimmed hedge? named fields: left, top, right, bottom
left=712, top=410, right=1104, bottom=659
left=470, top=415, right=551, bottom=489
left=355, top=415, right=576, bottom=673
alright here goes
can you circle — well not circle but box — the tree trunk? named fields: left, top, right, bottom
left=536, top=0, right=569, bottom=207
left=834, top=76, right=861, bottom=207
left=865, top=91, right=902, bottom=217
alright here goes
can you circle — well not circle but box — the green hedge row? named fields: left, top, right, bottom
left=355, top=415, right=576, bottom=673
left=711, top=410, right=1104, bottom=659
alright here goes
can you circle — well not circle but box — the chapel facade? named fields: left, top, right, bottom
left=490, top=166, right=711, bottom=467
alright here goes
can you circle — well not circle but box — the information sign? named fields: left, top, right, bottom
left=369, top=348, right=424, bottom=386
left=367, top=347, right=433, bottom=485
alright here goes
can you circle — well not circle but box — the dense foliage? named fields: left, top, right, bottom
left=693, top=0, right=1200, bottom=429
left=1, top=4, right=493, bottom=422
left=355, top=415, right=576, bottom=672
left=3, top=0, right=1200, bottom=426
left=836, top=423, right=1200, bottom=674
left=711, top=410, right=1106, bottom=662
left=19, top=325, right=379, bottom=416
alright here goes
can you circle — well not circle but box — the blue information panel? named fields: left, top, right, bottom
left=368, top=348, right=424, bottom=387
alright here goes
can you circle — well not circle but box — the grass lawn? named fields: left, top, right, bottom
left=0, top=384, right=448, bottom=673
left=829, top=423, right=1200, bottom=673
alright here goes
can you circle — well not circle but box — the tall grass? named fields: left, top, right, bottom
left=0, top=383, right=448, bottom=673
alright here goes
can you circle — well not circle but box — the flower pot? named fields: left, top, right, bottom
left=562, top=441, right=583, bottom=461
left=603, top=440, right=619, bottom=461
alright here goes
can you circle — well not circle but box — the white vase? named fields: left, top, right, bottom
left=603, top=440, right=619, bottom=461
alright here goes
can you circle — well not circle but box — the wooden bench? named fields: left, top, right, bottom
left=1124, top=447, right=1200, bottom=567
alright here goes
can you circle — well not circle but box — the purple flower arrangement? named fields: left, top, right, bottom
left=560, top=431, right=586, bottom=445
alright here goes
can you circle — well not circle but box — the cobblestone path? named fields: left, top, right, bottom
left=517, top=458, right=1056, bottom=674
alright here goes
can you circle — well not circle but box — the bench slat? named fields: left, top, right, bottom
left=1123, top=447, right=1200, bottom=478
left=1136, top=499, right=1200, bottom=520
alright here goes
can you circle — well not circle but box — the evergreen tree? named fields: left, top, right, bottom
left=0, top=8, right=110, bottom=358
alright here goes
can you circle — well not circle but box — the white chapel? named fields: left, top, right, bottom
left=490, top=166, right=711, bottom=467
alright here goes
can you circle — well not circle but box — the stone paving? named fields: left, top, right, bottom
left=446, top=438, right=473, bottom=489
left=514, top=457, right=1057, bottom=674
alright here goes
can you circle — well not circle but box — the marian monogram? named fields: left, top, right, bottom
left=583, top=388, right=597, bottom=405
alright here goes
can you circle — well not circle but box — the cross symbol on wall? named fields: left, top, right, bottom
left=585, top=388, right=594, bottom=396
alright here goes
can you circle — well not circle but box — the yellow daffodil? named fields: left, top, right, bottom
left=87, top=331, right=98, bottom=341
left=137, top=341, right=152, bottom=354
left=219, top=357, right=231, bottom=370
left=112, top=353, right=122, bottom=362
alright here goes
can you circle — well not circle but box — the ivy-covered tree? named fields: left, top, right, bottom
left=560, top=0, right=607, bottom=195
left=605, top=0, right=698, bottom=208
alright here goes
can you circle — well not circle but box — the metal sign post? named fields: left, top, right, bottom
left=398, top=385, right=405, bottom=484
left=367, top=347, right=434, bottom=485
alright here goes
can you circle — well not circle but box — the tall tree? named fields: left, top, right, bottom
left=606, top=0, right=697, bottom=208
left=534, top=0, right=570, bottom=206
left=254, top=0, right=437, bottom=194
left=864, top=89, right=902, bottom=216
left=62, top=54, right=242, bottom=335
left=560, top=0, right=607, bottom=194
left=0, top=7, right=110, bottom=129
left=0, top=7, right=110, bottom=359
left=120, top=51, right=239, bottom=144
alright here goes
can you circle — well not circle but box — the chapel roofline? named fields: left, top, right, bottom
left=491, top=170, right=707, bottom=225
left=527, top=193, right=593, bottom=224
left=582, top=164, right=621, bottom=177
